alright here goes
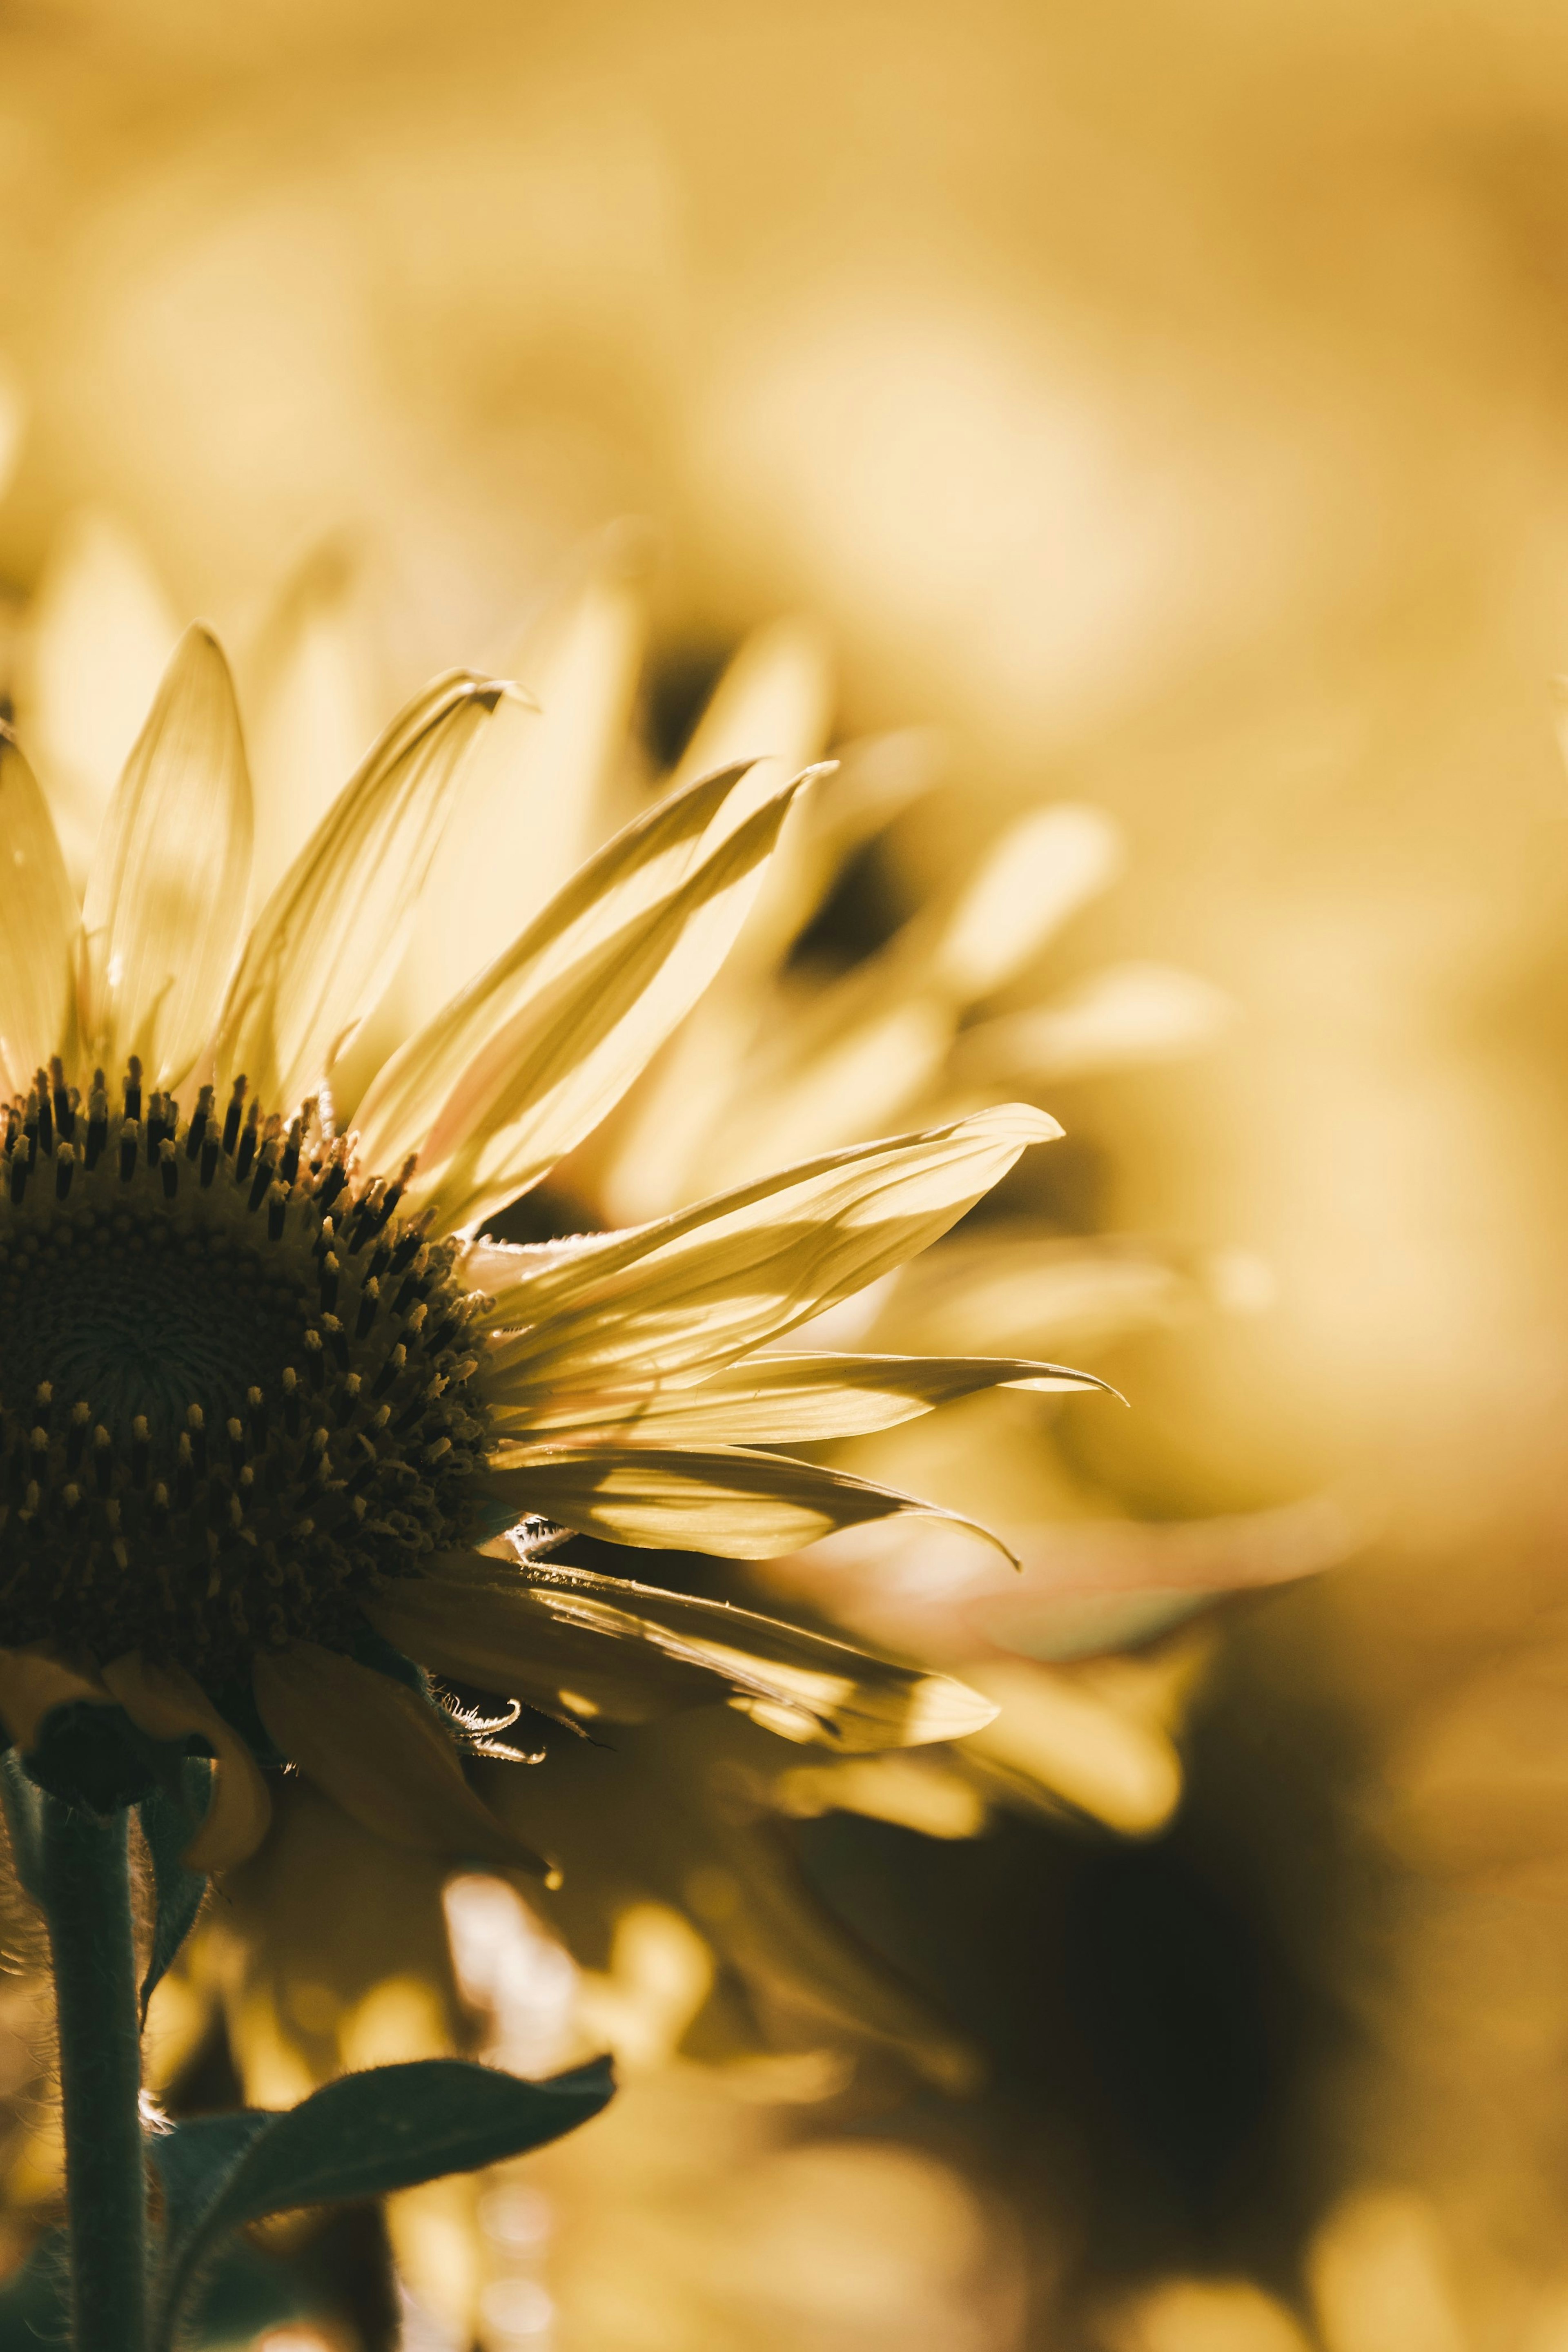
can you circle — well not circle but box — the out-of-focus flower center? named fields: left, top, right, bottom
left=0, top=1058, right=492, bottom=1679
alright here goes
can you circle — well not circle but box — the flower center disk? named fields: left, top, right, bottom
left=0, top=1063, right=492, bottom=1679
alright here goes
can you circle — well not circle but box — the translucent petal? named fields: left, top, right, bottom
left=694, top=998, right=954, bottom=1193
left=483, top=1440, right=1018, bottom=1563
left=954, top=961, right=1233, bottom=1083
left=962, top=1661, right=1181, bottom=1833
left=931, top=804, right=1123, bottom=1001
left=493, top=1348, right=1112, bottom=1445
left=0, top=727, right=80, bottom=1097
left=369, top=1550, right=997, bottom=1750
left=251, top=1641, right=547, bottom=1873
left=81, top=626, right=254, bottom=1090
left=243, top=544, right=384, bottom=908
left=668, top=617, right=833, bottom=794
left=214, top=671, right=505, bottom=1113
left=359, top=759, right=824, bottom=1231
left=20, top=512, right=181, bottom=887
left=866, top=1227, right=1198, bottom=1357
left=593, top=731, right=944, bottom=1223
left=482, top=1104, right=1058, bottom=1406
left=101, top=1650, right=272, bottom=1870
left=414, top=557, right=646, bottom=1006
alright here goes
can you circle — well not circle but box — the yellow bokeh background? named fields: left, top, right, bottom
left=5, top=4, right=1568, bottom=2347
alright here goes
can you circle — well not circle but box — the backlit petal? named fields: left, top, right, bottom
left=483, top=1441, right=1018, bottom=1563
left=101, top=1650, right=272, bottom=1871
left=482, top=1104, right=1058, bottom=1406
left=369, top=1551, right=997, bottom=1750
left=930, top=804, right=1122, bottom=1000
left=80, top=626, right=253, bottom=1090
left=953, top=961, right=1233, bottom=1084
left=358, top=758, right=824, bottom=1232
left=493, top=1348, right=1113, bottom=1445
left=214, top=671, right=505, bottom=1113
left=251, top=1641, right=548, bottom=1873
left=0, top=728, right=79, bottom=1097
left=414, top=556, right=646, bottom=1006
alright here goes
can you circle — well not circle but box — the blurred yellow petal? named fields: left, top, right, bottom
left=0, top=727, right=79, bottom=1097
left=20, top=511, right=180, bottom=885
left=1102, top=2278, right=1313, bottom=2352
left=485, top=1104, right=1059, bottom=1403
left=592, top=729, right=947, bottom=1222
left=214, top=670, right=504, bottom=1111
left=80, top=625, right=253, bottom=1090
left=701, top=999, right=956, bottom=1192
left=930, top=803, right=1123, bottom=1001
left=0, top=356, right=22, bottom=504
left=960, top=1659, right=1182, bottom=1834
left=670, top=617, right=833, bottom=794
left=251, top=1641, right=548, bottom=1873
left=0, top=1646, right=109, bottom=1751
left=100, top=1651, right=272, bottom=1871
left=361, top=758, right=823, bottom=1232
left=243, top=543, right=384, bottom=907
left=1308, top=2190, right=1468, bottom=2352
left=494, top=1347, right=1111, bottom=1445
left=955, top=961, right=1233, bottom=1085
left=484, top=1440, right=1018, bottom=1564
left=370, top=1550, right=997, bottom=1750
left=773, top=1753, right=989, bottom=1839
left=416, top=551, right=647, bottom=1004
left=869, top=1226, right=1196, bottom=1356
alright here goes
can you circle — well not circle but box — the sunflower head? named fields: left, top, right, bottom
left=0, top=1058, right=488, bottom=1681
left=0, top=620, right=1103, bottom=1876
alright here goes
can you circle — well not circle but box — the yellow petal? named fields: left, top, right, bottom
left=244, top=545, right=385, bottom=908
left=494, top=1348, right=1113, bottom=1445
left=414, top=554, right=646, bottom=1006
left=358, top=757, right=824, bottom=1233
left=80, top=625, right=253, bottom=1090
left=669, top=616, right=833, bottom=794
left=0, top=1645, right=110, bottom=1750
left=867, top=1226, right=1197, bottom=1357
left=960, top=1660, right=1183, bottom=1835
left=593, top=730, right=944, bottom=1224
left=930, top=804, right=1123, bottom=1001
left=250, top=1641, right=547, bottom=1874
left=953, top=961, right=1232, bottom=1084
left=484, top=1441, right=1018, bottom=1564
left=0, top=728, right=79, bottom=1098
left=369, top=1551, right=997, bottom=1751
left=21, top=513, right=181, bottom=887
left=100, top=1651, right=273, bottom=1872
left=482, top=1103, right=1058, bottom=1407
left=706, top=996, right=955, bottom=1196
left=214, top=671, right=505, bottom=1113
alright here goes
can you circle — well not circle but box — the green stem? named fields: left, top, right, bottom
left=38, top=1797, right=147, bottom=2352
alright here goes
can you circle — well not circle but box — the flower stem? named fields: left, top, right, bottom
left=38, top=1797, right=147, bottom=2352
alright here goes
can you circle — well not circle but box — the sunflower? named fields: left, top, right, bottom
left=0, top=622, right=1105, bottom=1879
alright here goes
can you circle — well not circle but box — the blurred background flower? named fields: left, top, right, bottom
left=3, top=0, right=1568, bottom=2345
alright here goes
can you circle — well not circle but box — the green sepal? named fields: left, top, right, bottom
left=23, top=1699, right=193, bottom=1816
left=149, top=2055, right=614, bottom=2350
left=136, top=1756, right=213, bottom=2024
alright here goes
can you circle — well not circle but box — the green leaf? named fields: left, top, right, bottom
left=137, top=1757, right=213, bottom=2024
left=151, top=2055, right=613, bottom=2349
